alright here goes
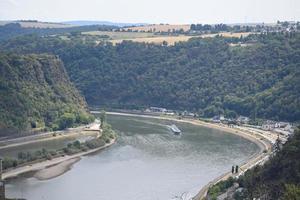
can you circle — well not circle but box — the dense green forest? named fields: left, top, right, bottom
left=1, top=32, right=300, bottom=122
left=0, top=53, right=93, bottom=134
left=238, top=128, right=300, bottom=199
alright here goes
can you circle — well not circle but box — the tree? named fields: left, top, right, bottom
left=190, top=24, right=196, bottom=30
left=73, top=140, right=81, bottom=148
left=283, top=184, right=300, bottom=200
left=100, top=110, right=106, bottom=128
left=76, top=112, right=90, bottom=124
left=59, top=112, right=76, bottom=129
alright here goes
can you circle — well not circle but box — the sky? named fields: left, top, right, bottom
left=0, top=0, right=299, bottom=24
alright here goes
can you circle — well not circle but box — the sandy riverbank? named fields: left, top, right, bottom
left=105, top=111, right=272, bottom=200
left=3, top=138, right=116, bottom=180
left=34, top=157, right=81, bottom=180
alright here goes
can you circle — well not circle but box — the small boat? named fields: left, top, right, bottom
left=168, top=124, right=181, bottom=135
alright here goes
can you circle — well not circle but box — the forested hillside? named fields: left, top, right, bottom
left=1, top=32, right=300, bottom=122
left=0, top=53, right=93, bottom=134
left=237, top=128, right=300, bottom=199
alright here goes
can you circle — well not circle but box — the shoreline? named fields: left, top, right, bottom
left=33, top=157, right=81, bottom=180
left=105, top=111, right=272, bottom=200
left=0, top=122, right=100, bottom=150
left=3, top=138, right=116, bottom=180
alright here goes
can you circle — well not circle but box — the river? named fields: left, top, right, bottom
left=5, top=114, right=259, bottom=200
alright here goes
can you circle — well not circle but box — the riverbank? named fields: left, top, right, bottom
left=3, top=138, right=116, bottom=180
left=34, top=157, right=81, bottom=180
left=104, top=111, right=273, bottom=200
left=0, top=121, right=100, bottom=150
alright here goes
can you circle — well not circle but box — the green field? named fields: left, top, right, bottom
left=82, top=31, right=155, bottom=40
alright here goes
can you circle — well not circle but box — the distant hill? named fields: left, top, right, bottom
left=0, top=23, right=116, bottom=41
left=0, top=20, right=73, bottom=28
left=0, top=53, right=93, bottom=134
left=63, top=20, right=148, bottom=27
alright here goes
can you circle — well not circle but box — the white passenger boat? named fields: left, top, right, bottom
left=168, top=124, right=181, bottom=135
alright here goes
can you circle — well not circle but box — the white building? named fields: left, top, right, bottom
left=237, top=116, right=250, bottom=124
left=262, top=123, right=275, bottom=131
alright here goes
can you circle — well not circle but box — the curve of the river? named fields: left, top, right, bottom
left=6, top=114, right=260, bottom=200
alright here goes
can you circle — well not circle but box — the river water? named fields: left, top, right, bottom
left=6, top=114, right=259, bottom=200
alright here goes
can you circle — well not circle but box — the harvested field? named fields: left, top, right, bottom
left=110, top=32, right=252, bottom=45
left=111, top=35, right=195, bottom=45
left=123, top=24, right=191, bottom=32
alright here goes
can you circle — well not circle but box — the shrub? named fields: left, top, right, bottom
left=58, top=112, right=76, bottom=129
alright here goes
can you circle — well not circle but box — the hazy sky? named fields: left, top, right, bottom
left=0, top=0, right=299, bottom=24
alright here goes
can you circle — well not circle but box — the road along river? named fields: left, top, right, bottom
left=5, top=114, right=260, bottom=200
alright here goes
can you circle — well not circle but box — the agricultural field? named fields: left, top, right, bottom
left=111, top=35, right=195, bottom=45
left=78, top=30, right=252, bottom=46
left=82, top=31, right=155, bottom=39
left=109, top=32, right=252, bottom=45
left=122, top=24, right=191, bottom=32
left=201, top=32, right=251, bottom=38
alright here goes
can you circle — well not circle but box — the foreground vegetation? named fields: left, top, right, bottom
left=207, top=128, right=300, bottom=200
left=0, top=53, right=94, bottom=134
left=2, top=123, right=115, bottom=170
left=2, top=32, right=299, bottom=122
left=207, top=177, right=235, bottom=200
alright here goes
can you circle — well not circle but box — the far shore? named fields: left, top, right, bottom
left=104, top=111, right=273, bottom=200
left=105, top=111, right=270, bottom=151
